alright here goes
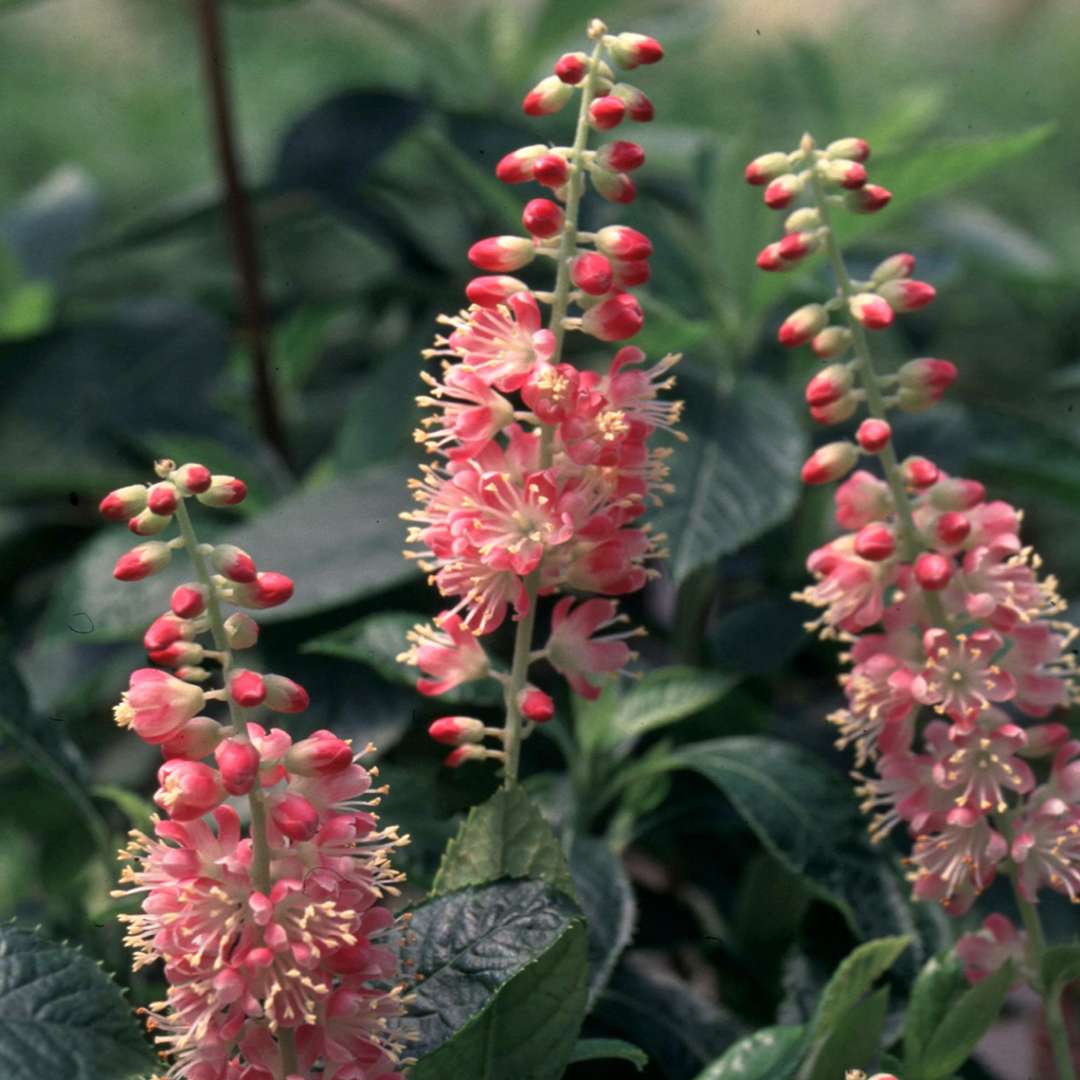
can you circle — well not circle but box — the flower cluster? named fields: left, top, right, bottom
left=749, top=134, right=1080, bottom=917
left=102, top=459, right=409, bottom=1080
left=400, top=19, right=682, bottom=770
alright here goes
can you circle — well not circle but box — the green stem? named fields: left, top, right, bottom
left=277, top=1028, right=300, bottom=1075
left=808, top=164, right=949, bottom=629
left=500, top=33, right=606, bottom=787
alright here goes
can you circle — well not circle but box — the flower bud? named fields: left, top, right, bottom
left=262, top=674, right=310, bottom=714
left=589, top=95, right=626, bottom=131
left=271, top=793, right=320, bottom=841
left=608, top=32, right=664, bottom=68
left=171, top=583, right=208, bottom=619
left=595, top=140, right=645, bottom=172
left=611, top=84, right=653, bottom=121
left=805, top=364, right=854, bottom=407
left=99, top=484, right=147, bottom=521
left=148, top=641, right=202, bottom=669
left=591, top=169, right=636, bottom=203
left=595, top=225, right=652, bottom=261
left=518, top=686, right=555, bottom=723
left=756, top=242, right=789, bottom=272
left=196, top=475, right=248, bottom=508
left=495, top=144, right=547, bottom=183
left=902, top=456, right=940, bottom=489
left=229, top=669, right=266, bottom=707
left=144, top=613, right=193, bottom=652
left=175, top=665, right=210, bottom=683
left=820, top=159, right=867, bottom=189
left=897, top=358, right=957, bottom=411
left=286, top=730, right=354, bottom=776
left=571, top=253, right=614, bottom=295
left=779, top=303, right=828, bottom=348
left=914, top=552, right=952, bottom=590
left=146, top=482, right=179, bottom=516
left=170, top=463, right=212, bottom=495
left=554, top=51, right=588, bottom=84
left=745, top=151, right=790, bottom=186
left=523, top=362, right=579, bottom=423
left=825, top=136, right=870, bottom=162
left=855, top=523, right=897, bottom=562
left=856, top=418, right=891, bottom=453
left=784, top=206, right=821, bottom=233
left=777, top=230, right=820, bottom=262
left=522, top=198, right=563, bottom=238
left=935, top=511, right=971, bottom=546
left=871, top=252, right=915, bottom=285
left=155, top=759, right=225, bottom=821
left=160, top=716, right=224, bottom=760
left=929, top=477, right=984, bottom=510
left=580, top=292, right=644, bottom=342
left=232, top=571, right=295, bottom=609
left=522, top=75, right=573, bottom=116
left=224, top=611, right=260, bottom=649
left=114, top=541, right=171, bottom=581
left=764, top=173, right=802, bottom=209
left=611, top=258, right=650, bottom=287
left=211, top=544, right=257, bottom=583
left=444, top=744, right=488, bottom=767
left=532, top=153, right=570, bottom=188
left=848, top=292, right=894, bottom=329
left=467, top=236, right=535, bottom=273
left=809, top=393, right=858, bottom=425
left=845, top=184, right=891, bottom=213
left=811, top=326, right=853, bottom=359
left=801, top=442, right=858, bottom=485
left=128, top=507, right=171, bottom=536
left=428, top=716, right=486, bottom=746
left=878, top=278, right=936, bottom=312
left=465, top=275, right=529, bottom=307
left=215, top=738, right=261, bottom=796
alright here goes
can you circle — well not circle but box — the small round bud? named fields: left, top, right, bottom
left=532, top=152, right=571, bottom=188
left=777, top=230, right=820, bottom=263
left=495, top=144, right=547, bottom=184
left=170, top=463, right=212, bottom=495
left=779, top=303, right=828, bottom=348
left=148, top=641, right=204, bottom=668
left=224, top=611, right=260, bottom=649
left=522, top=75, right=573, bottom=117
left=174, top=665, right=211, bottom=683
left=594, top=225, right=652, bottom=261
left=595, top=140, right=645, bottom=172
left=611, top=83, right=653, bottom=121
left=848, top=292, right=894, bottom=329
left=128, top=507, right=171, bottom=536
left=229, top=669, right=267, bottom=707
left=215, top=738, right=261, bottom=796
left=929, top=477, right=985, bottom=511
left=518, top=686, right=554, bottom=723
left=805, top=364, right=853, bottom=407
left=608, top=32, right=664, bottom=69
left=871, top=252, right=915, bottom=284
left=522, top=198, right=563, bottom=238
left=144, top=613, right=193, bottom=652
left=896, top=358, right=957, bottom=412
left=428, top=716, right=486, bottom=746
left=902, top=456, right=940, bottom=489
left=580, top=292, right=644, bottom=342
left=286, top=731, right=354, bottom=777
left=856, top=418, right=892, bottom=453
left=160, top=716, right=224, bottom=760
left=764, top=174, right=802, bottom=209
left=756, top=242, right=788, bottom=272
left=196, top=475, right=248, bottom=508
left=147, top=481, right=179, bottom=516
left=114, top=541, right=171, bottom=581
left=845, top=184, right=892, bottom=213
left=611, top=258, right=650, bottom=287
left=935, top=511, right=971, bottom=546
left=820, top=159, right=867, bottom=189
left=914, top=552, right=953, bottom=590
left=811, top=326, right=853, bottom=359
left=211, top=544, right=257, bottom=583
left=554, top=51, right=588, bottom=84
left=591, top=169, right=636, bottom=203
left=801, top=442, right=858, bottom=485
left=270, top=793, right=320, bottom=841
left=444, top=744, right=487, bottom=768
left=465, top=275, right=529, bottom=307
left=262, top=674, right=310, bottom=714
left=155, top=759, right=224, bottom=821
left=232, top=571, right=294, bottom=609
left=589, top=95, right=626, bottom=131
left=171, top=583, right=208, bottom=619
left=99, top=484, right=147, bottom=521
left=571, top=252, right=614, bottom=295
left=784, top=206, right=821, bottom=233
left=809, top=393, right=858, bottom=425
left=467, top=236, right=536, bottom=273
left=854, top=523, right=896, bottom=561
left=745, top=151, right=790, bottom=186
left=878, top=278, right=936, bottom=313
left=825, top=136, right=870, bottom=162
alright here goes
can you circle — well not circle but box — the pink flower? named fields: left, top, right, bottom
left=415, top=367, right=515, bottom=458
left=400, top=614, right=490, bottom=696
left=800, top=536, right=893, bottom=633
left=154, top=759, right=226, bottom=821
left=546, top=596, right=637, bottom=699
left=955, top=914, right=1026, bottom=985
left=910, top=806, right=1007, bottom=914
left=115, top=668, right=206, bottom=745
left=911, top=628, right=1016, bottom=727
left=1011, top=796, right=1080, bottom=902
left=930, top=722, right=1034, bottom=813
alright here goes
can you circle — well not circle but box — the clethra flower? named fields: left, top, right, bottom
left=399, top=614, right=490, bottom=696
left=955, top=914, right=1027, bottom=985
left=545, top=596, right=639, bottom=700
left=911, top=628, right=1016, bottom=728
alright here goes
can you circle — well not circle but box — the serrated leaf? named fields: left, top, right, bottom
left=693, top=1024, right=804, bottom=1080
left=809, top=936, right=910, bottom=1046
left=0, top=925, right=153, bottom=1079
left=608, top=666, right=736, bottom=746
left=570, top=1037, right=648, bottom=1070
left=902, top=952, right=968, bottom=1069
left=655, top=377, right=806, bottom=584
left=409, top=880, right=587, bottom=1079
left=917, top=960, right=1012, bottom=1080
left=1042, top=944, right=1080, bottom=993
left=569, top=836, right=636, bottom=1007
left=804, top=986, right=889, bottom=1080
left=431, top=786, right=575, bottom=898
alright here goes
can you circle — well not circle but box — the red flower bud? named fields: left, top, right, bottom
left=286, top=730, right=354, bottom=776
left=801, top=442, right=858, bottom=485
left=764, top=174, right=801, bottom=209
left=822, top=159, right=867, bottom=189
left=160, top=716, right=224, bottom=760
left=518, top=686, right=554, bottom=723
left=495, top=144, right=547, bottom=184
left=811, top=326, right=853, bottom=359
left=849, top=293, right=894, bottom=329
left=609, top=32, right=664, bottom=69
left=128, top=508, right=170, bottom=536
left=263, top=674, right=309, bottom=714
left=532, top=153, right=570, bottom=188
left=580, top=292, right=644, bottom=342
left=215, top=738, right=261, bottom=796
left=914, top=552, right=953, bottom=590
left=777, top=231, right=819, bottom=261
left=825, top=137, right=870, bottom=162
left=146, top=482, right=179, bottom=516
left=144, top=613, right=193, bottom=652
left=522, top=75, right=573, bottom=116
left=594, top=225, right=652, bottom=261
left=871, top=252, right=915, bottom=284
left=522, top=198, right=563, bottom=238
left=465, top=275, right=529, bottom=307
left=591, top=169, right=637, bottom=204
left=99, top=484, right=147, bottom=521
left=745, top=151, right=790, bottom=185
left=589, top=95, right=626, bottom=131
left=611, top=258, right=650, bottom=287
left=155, top=759, right=225, bottom=821
left=756, top=242, right=788, bottom=272
left=229, top=669, right=266, bottom=707
left=467, top=236, right=535, bottom=273
left=232, top=571, right=294, bottom=610
left=779, top=303, right=828, bottom=347
left=809, top=394, right=858, bottom=425
left=903, top=456, right=940, bottom=489
left=212, top=544, right=257, bottom=583
left=114, top=541, right=171, bottom=581
left=171, top=583, right=208, bottom=619
left=856, top=418, right=892, bottom=453
left=428, top=716, right=486, bottom=746
left=196, top=475, right=248, bottom=508
left=148, top=641, right=204, bottom=668
left=878, top=279, right=936, bottom=313
left=615, top=85, right=654, bottom=122
left=595, top=140, right=645, bottom=172
left=444, top=744, right=487, bottom=768
left=846, top=184, right=891, bottom=213
left=805, top=364, right=854, bottom=407
left=171, top=463, right=212, bottom=495
left=854, top=523, right=896, bottom=561
left=935, top=511, right=971, bottom=546
left=571, top=252, right=614, bottom=295
left=224, top=611, right=260, bottom=649
left=929, top=478, right=985, bottom=510
left=271, top=793, right=320, bottom=841
left=554, top=51, right=588, bottom=84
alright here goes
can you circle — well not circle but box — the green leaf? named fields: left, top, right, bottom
left=1042, top=944, right=1080, bottom=993
left=90, top=785, right=155, bottom=831
left=917, top=961, right=1012, bottom=1080
left=693, top=1025, right=805, bottom=1080
left=655, top=377, right=806, bottom=584
left=608, top=666, right=736, bottom=746
left=808, top=936, right=910, bottom=1047
left=0, top=925, right=153, bottom=1079
left=569, top=1038, right=648, bottom=1070
left=902, top=952, right=969, bottom=1070
left=0, top=281, right=53, bottom=340
left=409, top=880, right=588, bottom=1079
left=569, top=836, right=636, bottom=1007
left=805, top=986, right=889, bottom=1080
left=431, top=786, right=575, bottom=899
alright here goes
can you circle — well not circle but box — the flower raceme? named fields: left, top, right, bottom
left=748, top=133, right=1080, bottom=919
left=400, top=18, right=682, bottom=775
left=100, top=459, right=409, bottom=1080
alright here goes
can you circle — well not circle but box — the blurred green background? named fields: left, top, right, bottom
left=1, top=1, right=1078, bottom=1077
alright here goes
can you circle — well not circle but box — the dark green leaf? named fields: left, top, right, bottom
left=431, top=786, right=575, bottom=898
left=409, top=880, right=587, bottom=1079
left=655, top=377, right=806, bottom=584
left=902, top=952, right=968, bottom=1070
left=570, top=1038, right=648, bottom=1070
left=1042, top=944, right=1080, bottom=993
left=0, top=281, right=52, bottom=339
left=0, top=925, right=152, bottom=1079
left=569, top=836, right=636, bottom=1007
left=693, top=1025, right=804, bottom=1080
left=608, top=666, right=736, bottom=746
left=805, top=986, right=889, bottom=1080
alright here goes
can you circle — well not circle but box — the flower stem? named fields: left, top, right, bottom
left=808, top=165, right=949, bottom=629
left=500, top=32, right=606, bottom=787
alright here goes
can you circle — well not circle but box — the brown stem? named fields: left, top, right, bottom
left=193, top=0, right=291, bottom=468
